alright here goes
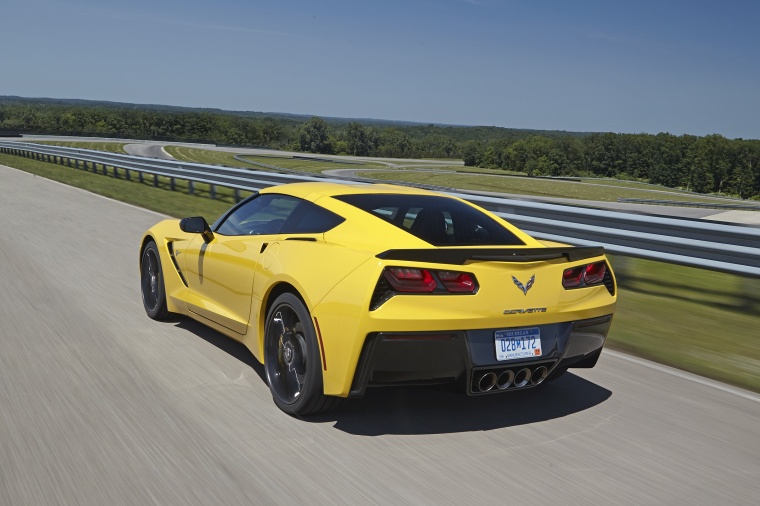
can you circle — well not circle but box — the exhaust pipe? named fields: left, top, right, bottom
left=478, top=372, right=497, bottom=392
left=496, top=370, right=514, bottom=390
left=531, top=366, right=549, bottom=385
left=514, top=368, right=531, bottom=388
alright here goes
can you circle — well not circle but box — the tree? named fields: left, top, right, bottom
left=346, top=122, right=369, bottom=156
left=298, top=117, right=332, bottom=154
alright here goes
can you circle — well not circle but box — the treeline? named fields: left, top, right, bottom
left=1, top=99, right=759, bottom=198
left=462, top=133, right=760, bottom=199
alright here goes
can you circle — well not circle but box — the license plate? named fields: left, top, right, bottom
left=495, top=328, right=542, bottom=361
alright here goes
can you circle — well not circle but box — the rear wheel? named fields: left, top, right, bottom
left=140, top=241, right=168, bottom=320
left=264, top=293, right=339, bottom=416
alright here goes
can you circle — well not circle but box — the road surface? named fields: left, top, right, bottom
left=1, top=164, right=759, bottom=505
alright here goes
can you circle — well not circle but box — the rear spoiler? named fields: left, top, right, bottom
left=376, top=246, right=605, bottom=265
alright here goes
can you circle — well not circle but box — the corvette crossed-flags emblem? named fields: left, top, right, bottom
left=512, top=275, right=535, bottom=296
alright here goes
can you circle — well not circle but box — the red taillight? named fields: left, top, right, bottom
left=584, top=262, right=607, bottom=285
left=437, top=271, right=476, bottom=293
left=562, top=261, right=607, bottom=289
left=384, top=268, right=437, bottom=292
left=381, top=267, right=478, bottom=294
left=562, top=266, right=584, bottom=288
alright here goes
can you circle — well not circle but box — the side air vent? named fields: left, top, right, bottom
left=167, top=242, right=188, bottom=287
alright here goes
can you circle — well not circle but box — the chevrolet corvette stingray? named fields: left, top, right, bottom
left=140, top=182, right=616, bottom=415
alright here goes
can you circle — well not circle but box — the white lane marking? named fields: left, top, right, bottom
left=605, top=350, right=760, bottom=403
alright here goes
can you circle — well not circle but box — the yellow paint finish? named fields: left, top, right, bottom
left=140, top=182, right=618, bottom=398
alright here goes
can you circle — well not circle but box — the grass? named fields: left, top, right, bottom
left=608, top=256, right=760, bottom=392
left=1, top=151, right=758, bottom=392
left=357, top=170, right=746, bottom=203
left=33, top=141, right=128, bottom=153
left=164, top=145, right=250, bottom=168
left=237, top=154, right=387, bottom=173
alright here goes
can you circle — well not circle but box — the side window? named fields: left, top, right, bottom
left=281, top=201, right=345, bottom=233
left=216, top=194, right=300, bottom=236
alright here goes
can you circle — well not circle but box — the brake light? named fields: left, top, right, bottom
left=562, top=266, right=584, bottom=288
left=562, top=261, right=608, bottom=289
left=437, top=270, right=476, bottom=293
left=384, top=268, right=437, bottom=292
left=380, top=267, right=478, bottom=295
left=584, top=262, right=607, bottom=284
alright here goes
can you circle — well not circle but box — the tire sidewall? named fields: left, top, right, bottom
left=141, top=242, right=168, bottom=320
left=264, top=293, right=324, bottom=415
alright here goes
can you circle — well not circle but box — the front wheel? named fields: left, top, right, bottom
left=140, top=241, right=168, bottom=320
left=264, top=293, right=339, bottom=416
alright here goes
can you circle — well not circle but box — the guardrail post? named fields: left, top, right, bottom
left=138, top=171, right=144, bottom=183
left=102, top=164, right=108, bottom=176
left=188, top=180, right=195, bottom=195
left=114, top=166, right=119, bottom=179
left=125, top=169, right=131, bottom=181
left=153, top=174, right=158, bottom=187
left=210, top=184, right=216, bottom=199
left=234, top=189, right=241, bottom=202
left=170, top=177, right=176, bottom=191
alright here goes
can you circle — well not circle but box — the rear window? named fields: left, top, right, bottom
left=334, top=194, right=524, bottom=246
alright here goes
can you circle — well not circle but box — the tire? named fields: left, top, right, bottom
left=264, top=293, right=339, bottom=416
left=140, top=241, right=169, bottom=320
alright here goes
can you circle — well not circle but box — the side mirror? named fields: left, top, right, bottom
left=179, top=216, right=214, bottom=243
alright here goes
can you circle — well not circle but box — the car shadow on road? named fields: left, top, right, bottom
left=171, top=316, right=611, bottom=436
left=308, top=375, right=612, bottom=435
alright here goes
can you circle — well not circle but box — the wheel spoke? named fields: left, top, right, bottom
left=266, top=304, right=308, bottom=404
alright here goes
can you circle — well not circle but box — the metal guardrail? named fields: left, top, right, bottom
left=2, top=141, right=759, bottom=278
left=618, top=198, right=760, bottom=210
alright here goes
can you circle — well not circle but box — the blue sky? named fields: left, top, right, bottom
left=2, top=0, right=759, bottom=138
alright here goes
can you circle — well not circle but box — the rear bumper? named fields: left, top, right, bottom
left=348, top=314, right=612, bottom=397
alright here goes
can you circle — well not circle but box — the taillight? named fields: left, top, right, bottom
left=562, top=266, right=584, bottom=288
left=373, top=267, right=479, bottom=308
left=384, top=268, right=437, bottom=293
left=562, top=261, right=608, bottom=289
left=437, top=270, right=476, bottom=293
left=584, top=262, right=607, bottom=284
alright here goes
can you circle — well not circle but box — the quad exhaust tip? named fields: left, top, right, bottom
left=478, top=372, right=497, bottom=392
left=475, top=363, right=554, bottom=393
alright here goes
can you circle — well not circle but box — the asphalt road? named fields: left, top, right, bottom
left=1, top=164, right=759, bottom=505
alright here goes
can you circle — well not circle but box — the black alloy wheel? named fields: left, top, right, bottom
left=140, top=241, right=168, bottom=320
left=264, top=293, right=338, bottom=416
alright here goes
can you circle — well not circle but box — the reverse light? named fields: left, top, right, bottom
left=562, top=261, right=609, bottom=289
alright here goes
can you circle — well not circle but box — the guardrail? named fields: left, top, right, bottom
left=618, top=197, right=760, bottom=210
left=2, top=141, right=759, bottom=278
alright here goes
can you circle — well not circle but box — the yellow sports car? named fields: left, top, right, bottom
left=140, top=182, right=616, bottom=415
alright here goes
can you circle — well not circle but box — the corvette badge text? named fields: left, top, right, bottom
left=503, top=307, right=547, bottom=315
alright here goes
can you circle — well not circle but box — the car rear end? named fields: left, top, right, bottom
left=346, top=247, right=615, bottom=396
left=308, top=187, right=616, bottom=397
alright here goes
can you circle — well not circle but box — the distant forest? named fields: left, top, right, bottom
left=1, top=96, right=759, bottom=199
